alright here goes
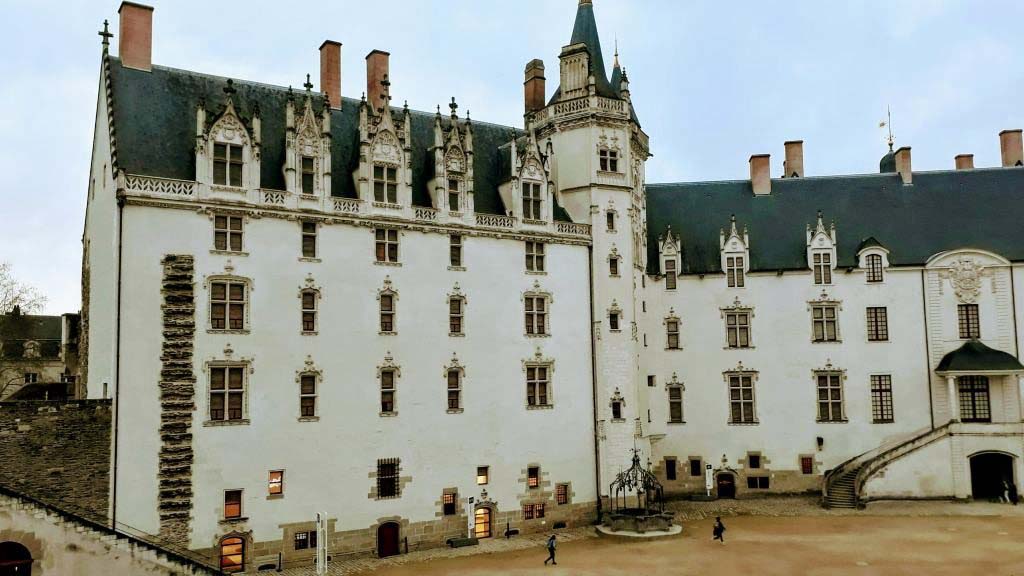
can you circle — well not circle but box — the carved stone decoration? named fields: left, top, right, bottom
left=372, top=130, right=401, bottom=165
left=444, top=146, right=466, bottom=173
left=940, top=257, right=988, bottom=303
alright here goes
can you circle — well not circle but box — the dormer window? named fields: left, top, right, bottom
left=726, top=256, right=745, bottom=288
left=522, top=182, right=542, bottom=220
left=301, top=156, right=315, bottom=195
left=374, top=165, right=398, bottom=204
left=448, top=179, right=461, bottom=212
left=599, top=149, right=619, bottom=172
left=866, top=254, right=883, bottom=283
left=813, top=253, right=832, bottom=285
left=214, top=143, right=243, bottom=187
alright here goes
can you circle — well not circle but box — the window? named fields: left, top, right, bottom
left=449, top=298, right=464, bottom=336
left=800, top=457, right=814, bottom=475
left=214, top=143, right=243, bottom=187
left=728, top=373, right=756, bottom=424
left=958, top=376, right=991, bottom=423
left=211, top=281, right=247, bottom=331
left=599, top=148, right=619, bottom=172
left=725, top=311, right=751, bottom=348
left=811, top=305, right=839, bottom=342
left=866, top=254, right=883, bottom=282
left=373, top=165, right=398, bottom=203
left=664, top=260, right=677, bottom=290
left=666, top=459, right=677, bottom=481
left=666, top=318, right=680, bottom=349
left=606, top=211, right=616, bottom=231
left=746, top=476, right=770, bottom=489
left=526, top=365, right=550, bottom=407
left=958, top=304, right=980, bottom=339
left=443, top=491, right=457, bottom=516
left=24, top=372, right=38, bottom=384
left=224, top=490, right=243, bottom=519
left=300, top=374, right=316, bottom=418
left=448, top=179, right=461, bottom=212
left=870, top=375, right=894, bottom=423
left=813, top=252, right=832, bottom=284
left=689, top=459, right=702, bottom=477
left=210, top=366, right=246, bottom=422
left=726, top=256, right=745, bottom=288
left=866, top=307, right=888, bottom=342
left=220, top=536, right=245, bottom=573
left=668, top=385, right=684, bottom=423
left=380, top=369, right=396, bottom=414
left=747, top=454, right=761, bottom=469
left=525, top=241, right=545, bottom=272
left=301, top=222, right=317, bottom=258
left=522, top=182, right=542, bottom=220
left=525, top=296, right=548, bottom=336
left=377, top=458, right=401, bottom=498
left=447, top=369, right=462, bottom=411
left=527, top=466, right=540, bottom=489
left=380, top=294, right=395, bottom=333
left=611, top=399, right=623, bottom=419
left=556, top=483, right=569, bottom=505
left=375, top=229, right=399, bottom=263
left=268, top=470, right=284, bottom=496
left=647, top=375, right=656, bottom=387
left=522, top=503, right=545, bottom=519
left=609, top=256, right=620, bottom=277
left=476, top=466, right=489, bottom=485
left=816, top=372, right=845, bottom=422
left=609, top=311, right=621, bottom=331
left=214, top=215, right=243, bottom=252
left=301, top=156, right=315, bottom=194
left=301, top=291, right=317, bottom=333
left=294, top=530, right=317, bottom=551
left=450, top=235, right=463, bottom=267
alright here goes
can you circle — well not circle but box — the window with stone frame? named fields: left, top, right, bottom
left=725, top=311, right=751, bottom=348
left=220, top=536, right=245, bottom=573
left=526, top=365, right=551, bottom=407
left=689, top=458, right=702, bottom=477
left=525, top=295, right=549, bottom=336
left=870, top=375, right=894, bottom=423
left=294, top=530, right=317, bottom=551
left=609, top=255, right=620, bottom=277
left=866, top=307, right=888, bottom=341
left=214, top=143, right=243, bottom=187
left=746, top=476, right=770, bottom=489
left=816, top=372, right=845, bottom=422
left=301, top=156, right=315, bottom=195
left=373, top=164, right=398, bottom=204
left=668, top=384, right=684, bottom=423
left=606, top=210, right=616, bottom=232
left=301, top=221, right=317, bottom=258
left=449, top=297, right=465, bottom=336
left=800, top=456, right=815, bottom=475
left=813, top=252, right=832, bottom=285
left=447, top=369, right=462, bottom=411
left=865, top=254, right=884, bottom=283
left=522, top=182, right=543, bottom=220
left=599, top=148, right=619, bottom=172
left=522, top=503, right=546, bottom=519
left=299, top=373, right=317, bottom=418
left=747, top=454, right=761, bottom=469
left=450, top=234, right=463, bottom=268
left=209, top=365, right=246, bottom=422
left=611, top=399, right=623, bottom=419
left=666, top=316, right=681, bottom=349
left=476, top=466, right=489, bottom=485
left=448, top=178, right=462, bottom=212
left=556, top=483, right=570, bottom=505
left=210, top=280, right=247, bottom=331
left=377, top=458, right=401, bottom=498
left=665, top=459, right=677, bottom=481
left=375, top=228, right=399, bottom=263
left=380, top=369, right=397, bottom=414
left=442, top=491, right=458, bottom=516
left=664, top=259, right=677, bottom=290
left=380, top=294, right=396, bottom=334
left=726, top=256, right=745, bottom=288
left=811, top=304, right=840, bottom=342
left=268, top=470, right=284, bottom=496
left=525, top=241, right=545, bottom=272
left=527, top=466, right=540, bottom=489
left=223, top=489, right=243, bottom=519
left=958, top=304, right=980, bottom=339
left=609, top=311, right=621, bottom=332
left=214, top=215, right=244, bottom=252
left=727, top=373, right=757, bottom=424
left=301, top=290, right=317, bottom=333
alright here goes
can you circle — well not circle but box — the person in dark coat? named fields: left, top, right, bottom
left=544, top=534, right=557, bottom=565
left=1010, top=481, right=1019, bottom=506
left=712, top=517, right=726, bottom=544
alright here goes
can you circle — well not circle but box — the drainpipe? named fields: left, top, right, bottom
left=111, top=186, right=125, bottom=530
left=588, top=245, right=602, bottom=521
left=921, top=270, right=935, bottom=430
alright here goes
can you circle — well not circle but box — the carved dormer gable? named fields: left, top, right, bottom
left=356, top=81, right=413, bottom=209
left=196, top=79, right=262, bottom=191
left=510, top=127, right=552, bottom=223
left=806, top=211, right=838, bottom=279
left=284, top=79, right=332, bottom=196
left=659, top=225, right=681, bottom=276
left=719, top=214, right=750, bottom=271
left=429, top=99, right=475, bottom=215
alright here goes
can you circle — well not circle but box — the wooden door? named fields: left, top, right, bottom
left=377, top=522, right=400, bottom=558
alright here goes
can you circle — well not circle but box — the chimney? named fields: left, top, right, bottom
left=749, top=154, right=771, bottom=195
left=319, top=41, right=342, bottom=110
left=955, top=154, right=974, bottom=170
left=784, top=140, right=804, bottom=178
left=1000, top=129, right=1024, bottom=167
left=118, top=2, right=154, bottom=71
left=524, top=59, right=546, bottom=114
left=366, top=50, right=391, bottom=114
left=895, top=146, right=912, bottom=185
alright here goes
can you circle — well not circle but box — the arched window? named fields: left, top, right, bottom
left=0, top=541, right=33, bottom=575
left=220, top=536, right=245, bottom=573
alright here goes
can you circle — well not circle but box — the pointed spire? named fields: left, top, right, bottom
left=568, top=0, right=616, bottom=99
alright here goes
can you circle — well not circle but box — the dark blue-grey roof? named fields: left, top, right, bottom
left=646, top=167, right=1024, bottom=275
left=548, top=0, right=619, bottom=104
left=0, top=314, right=62, bottom=360
left=936, top=340, right=1024, bottom=373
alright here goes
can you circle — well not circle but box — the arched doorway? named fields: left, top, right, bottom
left=0, top=542, right=33, bottom=576
left=474, top=507, right=492, bottom=539
left=970, top=452, right=1015, bottom=501
left=219, top=536, right=245, bottom=573
left=377, top=522, right=401, bottom=558
left=716, top=472, right=736, bottom=499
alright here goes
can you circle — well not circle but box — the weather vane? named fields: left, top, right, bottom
left=879, top=106, right=894, bottom=150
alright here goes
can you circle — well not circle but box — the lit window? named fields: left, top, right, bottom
left=214, top=215, right=243, bottom=252
left=301, top=156, right=315, bottom=194
left=526, top=241, right=545, bottom=272
left=813, top=253, right=832, bottom=285
left=447, top=369, right=462, bottom=411
left=268, top=470, right=284, bottom=496
left=526, top=366, right=550, bottom=407
left=375, top=229, right=399, bottom=263
left=727, top=256, right=745, bottom=288
left=450, top=235, right=463, bottom=268
left=556, top=483, right=569, bottom=505
left=373, top=165, right=398, bottom=204
left=525, top=296, right=549, bottom=336
left=220, top=536, right=245, bottom=573
left=522, top=182, right=542, bottom=220
left=527, top=466, right=540, bottom=489
left=958, top=304, right=980, bottom=339
left=214, top=143, right=243, bottom=187
left=301, top=222, right=317, bottom=258
left=725, top=311, right=751, bottom=348
left=224, top=490, right=243, bottom=519
left=294, top=530, right=317, bottom=551
left=210, top=281, right=247, bottom=331
left=811, top=305, right=840, bottom=342
left=664, top=260, right=677, bottom=290
left=301, top=291, right=317, bottom=333
left=377, top=458, right=401, bottom=498
left=866, top=254, right=883, bottom=282
left=816, top=372, right=845, bottom=422
left=476, top=466, right=489, bottom=485
left=380, top=369, right=396, bottom=414
left=866, top=307, right=888, bottom=341
left=210, top=366, right=246, bottom=422
left=443, top=491, right=458, bottom=516
left=300, top=374, right=316, bottom=418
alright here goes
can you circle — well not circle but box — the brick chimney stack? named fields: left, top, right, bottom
left=366, top=50, right=391, bottom=115
left=118, top=1, right=154, bottom=71
left=1000, top=129, right=1023, bottom=167
left=783, top=140, right=804, bottom=178
left=524, top=59, right=546, bottom=114
left=749, top=154, right=771, bottom=195
left=320, top=41, right=342, bottom=110
left=955, top=154, right=974, bottom=170
left=895, top=147, right=912, bottom=185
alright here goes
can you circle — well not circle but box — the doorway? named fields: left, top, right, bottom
left=970, top=452, right=1014, bottom=501
left=377, top=522, right=400, bottom=558
left=0, top=542, right=33, bottom=576
left=474, top=507, right=492, bottom=539
left=717, top=473, right=736, bottom=499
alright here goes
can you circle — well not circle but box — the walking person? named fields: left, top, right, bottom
left=1003, top=479, right=1012, bottom=504
left=1010, top=481, right=1019, bottom=506
left=543, top=534, right=557, bottom=565
left=712, top=517, right=726, bottom=545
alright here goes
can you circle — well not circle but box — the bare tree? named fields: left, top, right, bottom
left=0, top=262, right=47, bottom=314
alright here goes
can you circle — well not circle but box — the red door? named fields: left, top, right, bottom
left=377, top=522, right=400, bottom=558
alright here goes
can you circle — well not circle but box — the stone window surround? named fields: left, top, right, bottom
left=724, top=363, right=759, bottom=426
left=666, top=372, right=685, bottom=424
left=608, top=387, right=626, bottom=422
left=857, top=247, right=891, bottom=283
left=808, top=293, right=842, bottom=344
left=522, top=348, right=555, bottom=410
left=447, top=284, right=467, bottom=338
left=377, top=276, right=398, bottom=336
left=203, top=272, right=254, bottom=335
left=296, top=355, right=322, bottom=422
left=607, top=245, right=621, bottom=277
left=377, top=352, right=401, bottom=418
left=664, top=309, right=681, bottom=350
left=443, top=353, right=465, bottom=414
left=373, top=227, right=402, bottom=267
left=367, top=459, right=412, bottom=501
left=720, top=298, right=754, bottom=349
left=298, top=275, right=322, bottom=336
left=813, top=363, right=848, bottom=423
left=203, top=356, right=254, bottom=427
left=607, top=300, right=623, bottom=333
left=522, top=282, right=553, bottom=338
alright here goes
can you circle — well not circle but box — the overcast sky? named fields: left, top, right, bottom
left=2, top=0, right=1022, bottom=314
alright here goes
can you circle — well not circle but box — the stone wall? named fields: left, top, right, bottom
left=0, top=400, right=111, bottom=518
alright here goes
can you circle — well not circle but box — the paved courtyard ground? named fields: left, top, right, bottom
left=275, top=497, right=1024, bottom=575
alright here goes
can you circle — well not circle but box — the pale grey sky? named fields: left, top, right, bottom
left=1, top=0, right=1022, bottom=314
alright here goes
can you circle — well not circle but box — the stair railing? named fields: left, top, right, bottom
left=821, top=425, right=933, bottom=503
left=852, top=422, right=954, bottom=501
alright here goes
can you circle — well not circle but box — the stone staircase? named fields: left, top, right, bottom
left=823, top=468, right=859, bottom=509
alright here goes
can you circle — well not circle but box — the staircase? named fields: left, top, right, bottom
left=823, top=468, right=859, bottom=509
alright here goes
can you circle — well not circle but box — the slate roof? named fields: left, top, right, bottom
left=0, top=314, right=62, bottom=360
left=107, top=58, right=574, bottom=221
left=646, top=167, right=1024, bottom=275
left=548, top=0, right=620, bottom=104
left=936, top=340, right=1024, bottom=373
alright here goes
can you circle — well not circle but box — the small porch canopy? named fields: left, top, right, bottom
left=936, top=340, right=1024, bottom=376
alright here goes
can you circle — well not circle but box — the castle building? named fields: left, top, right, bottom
left=82, top=0, right=1024, bottom=571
